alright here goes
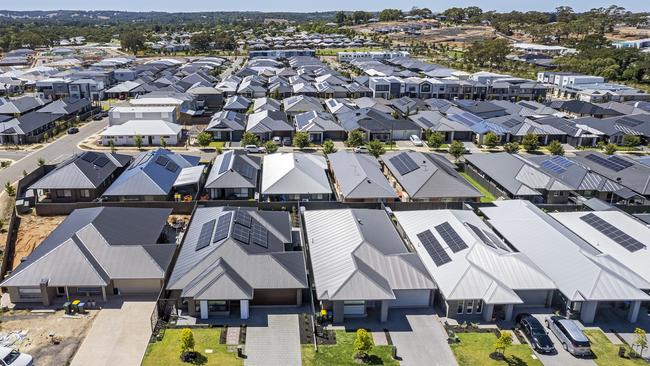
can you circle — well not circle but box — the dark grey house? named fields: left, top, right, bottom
left=205, top=111, right=246, bottom=141
left=204, top=150, right=261, bottom=200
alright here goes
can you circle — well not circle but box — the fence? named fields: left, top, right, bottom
left=35, top=201, right=197, bottom=216
left=0, top=210, right=21, bottom=280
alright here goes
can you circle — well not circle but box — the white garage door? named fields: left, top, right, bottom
left=113, top=279, right=162, bottom=295
left=390, top=289, right=431, bottom=308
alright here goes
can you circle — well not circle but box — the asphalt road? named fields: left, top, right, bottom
left=0, top=118, right=108, bottom=186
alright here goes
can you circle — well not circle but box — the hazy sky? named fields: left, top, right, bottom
left=2, top=0, right=646, bottom=13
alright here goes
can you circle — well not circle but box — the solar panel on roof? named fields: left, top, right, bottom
left=213, top=212, right=232, bottom=243
left=232, top=223, right=250, bottom=244
left=389, top=153, right=420, bottom=176
left=240, top=164, right=255, bottom=179
left=609, top=156, right=633, bottom=170
left=219, top=152, right=233, bottom=174
left=585, top=154, right=630, bottom=172
left=617, top=117, right=643, bottom=127
left=165, top=161, right=179, bottom=172
left=195, top=219, right=216, bottom=251
left=501, top=119, right=520, bottom=128
left=81, top=151, right=98, bottom=163
left=484, top=230, right=511, bottom=252
left=541, top=159, right=567, bottom=174
left=235, top=209, right=252, bottom=228
left=580, top=213, right=646, bottom=252
left=93, top=156, right=110, bottom=168
left=466, top=223, right=497, bottom=249
left=251, top=220, right=268, bottom=248
left=435, top=222, right=468, bottom=253
left=416, top=230, right=451, bottom=267
left=550, top=156, right=573, bottom=168
left=155, top=155, right=169, bottom=166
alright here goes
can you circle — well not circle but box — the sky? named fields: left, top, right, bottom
left=2, top=0, right=647, bottom=13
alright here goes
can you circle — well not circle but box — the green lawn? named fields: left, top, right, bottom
left=460, top=172, right=497, bottom=203
left=301, top=330, right=399, bottom=366
left=450, top=332, right=543, bottom=366
left=208, top=141, right=225, bottom=148
left=584, top=329, right=647, bottom=366
left=142, top=328, right=242, bottom=366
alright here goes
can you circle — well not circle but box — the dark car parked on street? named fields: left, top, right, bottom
left=518, top=314, right=556, bottom=353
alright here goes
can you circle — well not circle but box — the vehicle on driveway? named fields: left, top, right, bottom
left=272, top=136, right=282, bottom=145
left=353, top=146, right=369, bottom=153
left=545, top=315, right=591, bottom=357
left=67, top=127, right=79, bottom=134
left=244, top=145, right=266, bottom=154
left=517, top=314, right=555, bottom=353
left=410, top=135, right=424, bottom=146
left=92, top=111, right=108, bottom=121
left=282, top=137, right=292, bottom=146
left=0, top=347, right=33, bottom=366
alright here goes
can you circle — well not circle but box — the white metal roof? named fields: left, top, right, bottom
left=173, top=165, right=205, bottom=187
left=261, top=153, right=331, bottom=195
left=100, top=120, right=181, bottom=136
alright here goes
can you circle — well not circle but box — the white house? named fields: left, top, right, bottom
left=100, top=120, right=182, bottom=146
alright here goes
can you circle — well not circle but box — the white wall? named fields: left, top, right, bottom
left=102, top=133, right=179, bottom=146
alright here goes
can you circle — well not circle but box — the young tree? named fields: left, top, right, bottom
left=264, top=140, right=278, bottom=153
left=494, top=332, right=513, bottom=357
left=427, top=132, right=445, bottom=149
left=292, top=132, right=310, bottom=149
left=353, top=329, right=373, bottom=360
left=160, top=136, right=167, bottom=148
left=503, top=142, right=519, bottom=154
left=483, top=132, right=499, bottom=149
left=547, top=140, right=564, bottom=156
left=346, top=130, right=364, bottom=147
left=43, top=132, right=49, bottom=142
left=108, top=138, right=116, bottom=153
left=623, top=134, right=641, bottom=148
left=522, top=134, right=539, bottom=153
left=134, top=135, right=143, bottom=150
left=366, top=140, right=385, bottom=158
left=634, top=328, right=647, bottom=357
left=322, top=139, right=336, bottom=154
left=241, top=132, right=260, bottom=147
left=448, top=140, right=465, bottom=161
left=604, top=143, right=618, bottom=155
left=196, top=132, right=212, bottom=148
left=37, top=158, right=46, bottom=166
left=179, top=328, right=195, bottom=356
left=4, top=182, right=15, bottom=197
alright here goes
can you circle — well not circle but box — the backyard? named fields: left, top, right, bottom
left=301, top=330, right=399, bottom=366
left=584, top=329, right=648, bottom=366
left=460, top=172, right=497, bottom=203
left=450, top=332, right=543, bottom=366
left=142, top=328, right=242, bottom=366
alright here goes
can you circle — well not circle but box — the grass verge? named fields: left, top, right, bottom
left=142, top=328, right=242, bottom=366
left=450, top=332, right=543, bottom=366
left=301, top=330, right=398, bottom=366
left=460, top=172, right=497, bottom=203
left=584, top=329, right=647, bottom=366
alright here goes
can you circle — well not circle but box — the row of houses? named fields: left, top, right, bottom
left=5, top=199, right=650, bottom=326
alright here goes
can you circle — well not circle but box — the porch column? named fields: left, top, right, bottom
left=188, top=299, right=196, bottom=316
left=40, top=279, right=50, bottom=306
left=628, top=301, right=641, bottom=323
left=65, top=286, right=70, bottom=301
left=101, top=286, right=107, bottom=301
left=240, top=300, right=249, bottom=320
left=580, top=301, right=598, bottom=324
left=544, top=136, right=549, bottom=145
left=482, top=304, right=494, bottom=322
left=380, top=300, right=389, bottom=323
left=504, top=304, right=514, bottom=321
left=200, top=300, right=208, bottom=320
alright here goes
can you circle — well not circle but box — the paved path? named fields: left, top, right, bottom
left=70, top=298, right=155, bottom=366
left=244, top=314, right=301, bottom=366
left=390, top=312, right=458, bottom=366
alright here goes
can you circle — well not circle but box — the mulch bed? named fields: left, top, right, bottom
left=238, top=325, right=246, bottom=345
left=219, top=325, right=228, bottom=344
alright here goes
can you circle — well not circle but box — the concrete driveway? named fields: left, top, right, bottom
left=529, top=313, right=596, bottom=366
left=244, top=314, right=301, bottom=366
left=70, top=297, right=156, bottom=366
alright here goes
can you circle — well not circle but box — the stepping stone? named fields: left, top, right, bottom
left=226, top=327, right=240, bottom=345
left=372, top=331, right=388, bottom=346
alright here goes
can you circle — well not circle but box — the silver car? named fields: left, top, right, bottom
left=545, top=315, right=591, bottom=357
left=0, top=347, right=33, bottom=366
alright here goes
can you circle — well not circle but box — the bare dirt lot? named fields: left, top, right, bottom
left=0, top=309, right=98, bottom=366
left=12, top=214, right=65, bottom=269
left=348, top=22, right=497, bottom=47
left=607, top=26, right=650, bottom=41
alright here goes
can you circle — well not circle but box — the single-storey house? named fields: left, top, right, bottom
left=100, top=120, right=182, bottom=146
left=261, top=152, right=332, bottom=201
left=328, top=151, right=397, bottom=202
left=109, top=106, right=177, bottom=126
left=246, top=110, right=293, bottom=142
left=204, top=150, right=261, bottom=200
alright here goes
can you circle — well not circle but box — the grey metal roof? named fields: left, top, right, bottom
left=572, top=152, right=650, bottom=196
left=328, top=151, right=396, bottom=200
left=1, top=207, right=174, bottom=288
left=206, top=111, right=246, bottom=132
left=481, top=200, right=650, bottom=302
left=30, top=152, right=131, bottom=190
left=246, top=110, right=293, bottom=133
left=261, top=153, right=331, bottom=195
left=167, top=206, right=308, bottom=300
left=303, top=209, right=435, bottom=301
left=465, top=153, right=542, bottom=197
left=103, top=148, right=199, bottom=197
left=204, top=150, right=260, bottom=190
left=383, top=151, right=482, bottom=199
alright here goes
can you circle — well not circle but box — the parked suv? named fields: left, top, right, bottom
left=518, top=314, right=555, bottom=353
left=545, top=315, right=591, bottom=357
left=244, top=145, right=266, bottom=154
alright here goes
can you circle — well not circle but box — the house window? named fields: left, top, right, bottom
left=80, top=190, right=91, bottom=198
left=466, top=300, right=474, bottom=314
left=457, top=300, right=464, bottom=314
left=56, top=189, right=72, bottom=198
left=476, top=300, right=483, bottom=314
left=18, top=287, right=41, bottom=299
left=207, top=300, right=228, bottom=312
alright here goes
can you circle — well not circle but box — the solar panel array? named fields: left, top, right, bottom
left=93, top=156, right=110, bottom=168
left=435, top=222, right=468, bottom=253
left=195, top=219, right=216, bottom=251
left=450, top=112, right=483, bottom=127
left=235, top=210, right=252, bottom=228
left=389, top=153, right=421, bottom=176
left=81, top=152, right=98, bottom=163
left=541, top=156, right=574, bottom=174
left=465, top=222, right=509, bottom=251
left=585, top=154, right=631, bottom=172
left=416, top=230, right=451, bottom=266
left=251, top=220, right=269, bottom=248
left=580, top=213, right=646, bottom=252
left=617, top=117, right=643, bottom=127
left=212, top=212, right=232, bottom=243
left=165, top=161, right=179, bottom=172
left=239, top=164, right=255, bottom=179
left=484, top=230, right=511, bottom=252
left=501, top=119, right=520, bottom=128
left=232, top=223, right=250, bottom=244
left=218, top=152, right=233, bottom=174
left=155, top=155, right=169, bottom=166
